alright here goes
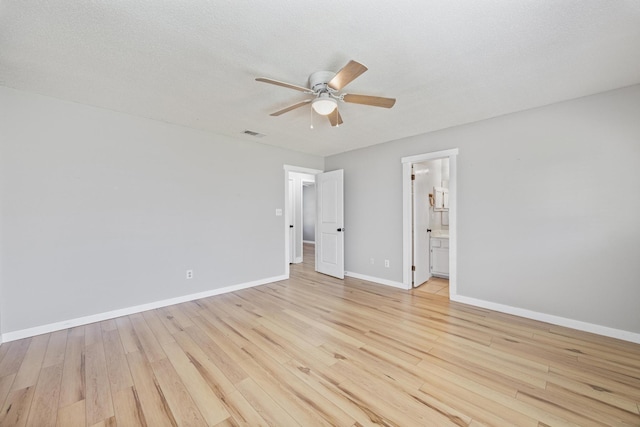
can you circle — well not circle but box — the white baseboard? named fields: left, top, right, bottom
left=451, top=295, right=640, bottom=344
left=303, top=240, right=315, bottom=245
left=345, top=271, right=409, bottom=290
left=1, top=274, right=287, bottom=343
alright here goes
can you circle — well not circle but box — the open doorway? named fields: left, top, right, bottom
left=283, top=165, right=345, bottom=280
left=283, top=165, right=322, bottom=277
left=412, top=159, right=450, bottom=295
left=287, top=171, right=317, bottom=264
left=401, top=149, right=458, bottom=297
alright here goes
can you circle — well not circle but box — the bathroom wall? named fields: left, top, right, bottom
left=416, top=158, right=449, bottom=231
left=303, top=184, right=315, bottom=242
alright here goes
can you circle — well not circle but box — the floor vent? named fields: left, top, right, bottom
left=243, top=130, right=266, bottom=138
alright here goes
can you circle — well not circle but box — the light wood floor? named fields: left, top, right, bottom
left=416, top=275, right=450, bottom=298
left=1, top=245, right=639, bottom=426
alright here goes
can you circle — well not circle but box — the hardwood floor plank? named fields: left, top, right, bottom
left=219, top=389, right=272, bottom=427
left=26, top=363, right=63, bottom=427
left=102, top=329, right=134, bottom=393
left=235, top=378, right=301, bottom=427
left=0, top=373, right=16, bottom=410
left=0, top=386, right=36, bottom=427
left=161, top=340, right=230, bottom=425
left=84, top=341, right=114, bottom=425
left=283, top=358, right=399, bottom=427
left=58, top=327, right=85, bottom=408
left=84, top=323, right=103, bottom=347
left=141, top=310, right=175, bottom=345
left=115, top=316, right=143, bottom=354
left=546, top=369, right=639, bottom=414
left=171, top=330, right=237, bottom=395
left=100, top=319, right=118, bottom=333
left=56, top=400, right=86, bottom=427
left=112, top=386, right=147, bottom=427
left=42, top=330, right=68, bottom=368
left=88, top=416, right=117, bottom=426
left=549, top=359, right=640, bottom=402
left=186, top=319, right=250, bottom=385
left=236, top=345, right=336, bottom=426
left=521, top=382, right=640, bottom=426
left=149, top=358, right=207, bottom=426
left=125, top=350, right=176, bottom=427
left=129, top=313, right=167, bottom=362
left=418, top=370, right=539, bottom=426
left=12, top=334, right=50, bottom=391
left=159, top=305, right=195, bottom=331
left=256, top=316, right=338, bottom=366
left=241, top=343, right=356, bottom=426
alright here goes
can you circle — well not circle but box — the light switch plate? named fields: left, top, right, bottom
left=275, top=209, right=283, bottom=216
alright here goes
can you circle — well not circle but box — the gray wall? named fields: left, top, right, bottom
left=326, top=85, right=640, bottom=334
left=0, top=87, right=323, bottom=333
left=303, top=184, right=315, bottom=242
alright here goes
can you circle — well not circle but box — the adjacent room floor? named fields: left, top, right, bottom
left=415, top=275, right=449, bottom=297
left=0, top=245, right=638, bottom=426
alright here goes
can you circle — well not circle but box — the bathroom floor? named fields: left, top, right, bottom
left=415, top=276, right=449, bottom=297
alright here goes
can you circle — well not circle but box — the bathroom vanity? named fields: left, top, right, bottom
left=430, top=231, right=449, bottom=278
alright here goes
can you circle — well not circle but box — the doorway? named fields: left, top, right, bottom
left=283, top=165, right=322, bottom=278
left=401, top=149, right=458, bottom=297
left=283, top=165, right=345, bottom=280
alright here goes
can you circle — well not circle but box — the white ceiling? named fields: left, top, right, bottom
left=1, top=1, right=639, bottom=157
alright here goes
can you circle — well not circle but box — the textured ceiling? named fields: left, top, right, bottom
left=1, top=1, right=640, bottom=156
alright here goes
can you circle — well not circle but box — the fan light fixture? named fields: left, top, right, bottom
left=312, top=94, right=337, bottom=115
left=256, top=60, right=396, bottom=127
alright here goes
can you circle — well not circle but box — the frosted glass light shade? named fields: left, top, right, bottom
left=312, top=96, right=337, bottom=115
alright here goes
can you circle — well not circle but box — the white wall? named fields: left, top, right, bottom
left=326, top=85, right=640, bottom=335
left=0, top=87, right=323, bottom=334
left=303, top=185, right=316, bottom=242
left=416, top=159, right=445, bottom=231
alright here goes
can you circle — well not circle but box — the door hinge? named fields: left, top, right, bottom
left=411, top=174, right=415, bottom=181
left=411, top=265, right=416, bottom=271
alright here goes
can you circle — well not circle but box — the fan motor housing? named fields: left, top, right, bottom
left=309, top=71, right=336, bottom=92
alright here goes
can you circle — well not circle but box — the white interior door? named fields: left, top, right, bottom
left=412, top=164, right=431, bottom=286
left=315, top=169, right=344, bottom=279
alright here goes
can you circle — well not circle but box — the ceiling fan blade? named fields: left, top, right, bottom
left=270, top=99, right=312, bottom=116
left=328, top=60, right=368, bottom=91
left=256, top=77, right=311, bottom=93
left=327, top=109, right=344, bottom=127
left=343, top=93, right=396, bottom=108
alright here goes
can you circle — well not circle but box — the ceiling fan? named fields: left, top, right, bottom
left=256, top=60, right=396, bottom=127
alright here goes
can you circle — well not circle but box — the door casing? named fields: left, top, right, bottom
left=401, top=149, right=458, bottom=295
left=283, top=165, right=322, bottom=277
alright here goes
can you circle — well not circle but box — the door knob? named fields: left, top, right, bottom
left=289, top=225, right=294, bottom=228
left=337, top=228, right=344, bottom=232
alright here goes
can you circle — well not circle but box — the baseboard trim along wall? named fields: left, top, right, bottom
left=451, top=295, right=640, bottom=344
left=1, top=274, right=288, bottom=343
left=345, top=271, right=409, bottom=290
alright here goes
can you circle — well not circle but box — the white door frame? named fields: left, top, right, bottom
left=401, top=149, right=458, bottom=295
left=283, top=165, right=323, bottom=278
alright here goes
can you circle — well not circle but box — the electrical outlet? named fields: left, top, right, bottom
left=370, top=258, right=375, bottom=265
left=186, top=269, right=193, bottom=279
left=384, top=260, right=390, bottom=268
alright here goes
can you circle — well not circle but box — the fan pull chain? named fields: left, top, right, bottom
left=309, top=106, right=314, bottom=130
